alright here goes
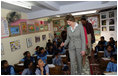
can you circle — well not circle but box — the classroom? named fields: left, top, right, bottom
left=1, top=0, right=117, bottom=75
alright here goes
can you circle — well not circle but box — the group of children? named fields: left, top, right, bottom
left=95, top=36, right=117, bottom=72
left=1, top=38, right=69, bottom=75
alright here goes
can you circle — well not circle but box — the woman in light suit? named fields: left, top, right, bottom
left=61, top=15, right=86, bottom=75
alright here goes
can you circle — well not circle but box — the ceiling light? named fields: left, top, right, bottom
left=2, top=1, right=32, bottom=9
left=71, top=10, right=97, bottom=16
left=56, top=15, right=60, bottom=17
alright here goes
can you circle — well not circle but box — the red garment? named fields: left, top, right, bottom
left=83, top=26, right=88, bottom=45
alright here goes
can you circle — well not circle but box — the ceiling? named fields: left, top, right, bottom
left=1, top=1, right=86, bottom=13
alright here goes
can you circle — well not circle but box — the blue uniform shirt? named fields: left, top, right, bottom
left=106, top=62, right=117, bottom=72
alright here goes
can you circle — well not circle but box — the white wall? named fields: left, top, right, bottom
left=1, top=8, right=54, bottom=65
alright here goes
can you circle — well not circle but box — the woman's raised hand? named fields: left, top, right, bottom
left=60, top=42, right=64, bottom=47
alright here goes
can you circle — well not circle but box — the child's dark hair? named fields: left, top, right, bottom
left=111, top=54, right=117, bottom=61
left=36, top=58, right=41, bottom=66
left=101, top=36, right=104, bottom=39
left=52, top=51, right=59, bottom=58
left=36, top=46, right=40, bottom=51
left=23, top=51, right=30, bottom=57
left=106, top=45, right=113, bottom=49
left=1, top=60, right=7, bottom=68
left=24, top=59, right=33, bottom=68
left=81, top=15, right=87, bottom=21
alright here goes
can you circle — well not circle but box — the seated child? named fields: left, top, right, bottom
left=34, top=46, right=40, bottom=56
left=1, top=60, right=15, bottom=75
left=106, top=54, right=117, bottom=72
left=113, top=41, right=117, bottom=55
left=37, top=47, right=47, bottom=64
left=47, top=45, right=54, bottom=55
left=57, top=44, right=66, bottom=55
left=46, top=39, right=53, bottom=50
left=107, top=37, right=115, bottom=46
left=35, top=58, right=49, bottom=75
left=52, top=52, right=69, bottom=74
left=22, top=60, right=34, bottom=75
left=20, top=51, right=35, bottom=63
left=97, top=36, right=107, bottom=47
left=104, top=45, right=115, bottom=58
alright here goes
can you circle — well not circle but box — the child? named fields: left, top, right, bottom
left=52, top=52, right=69, bottom=74
left=97, top=36, right=107, bottom=47
left=107, top=37, right=115, bottom=46
left=113, top=41, right=117, bottom=55
left=37, top=47, right=47, bottom=64
left=1, top=60, right=15, bottom=75
left=47, top=45, right=54, bottom=55
left=34, top=46, right=40, bottom=56
left=35, top=58, right=49, bottom=75
left=53, top=41, right=58, bottom=51
left=57, top=44, right=66, bottom=55
left=46, top=39, right=53, bottom=50
left=104, top=45, right=114, bottom=58
left=20, top=51, right=35, bottom=63
left=22, top=60, right=34, bottom=75
left=106, top=54, right=117, bottom=72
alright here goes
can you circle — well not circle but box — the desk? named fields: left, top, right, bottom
left=104, top=72, right=117, bottom=75
left=14, top=63, right=24, bottom=74
left=97, top=51, right=104, bottom=58
left=99, top=58, right=111, bottom=73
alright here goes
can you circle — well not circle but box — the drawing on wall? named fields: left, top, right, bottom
left=1, top=17, right=9, bottom=38
left=9, top=26, right=20, bottom=36
left=101, top=14, right=106, bottom=19
left=26, top=38, right=32, bottom=48
left=109, top=11, right=114, bottom=18
left=109, top=26, right=115, bottom=31
left=94, top=30, right=100, bottom=35
left=35, top=22, right=40, bottom=32
left=109, top=19, right=114, bottom=25
left=28, top=24, right=35, bottom=33
left=42, top=35, right=46, bottom=41
left=102, top=27, right=107, bottom=31
left=60, top=20, right=65, bottom=26
left=53, top=20, right=60, bottom=26
left=1, top=43, right=4, bottom=56
left=54, top=27, right=57, bottom=31
left=45, top=26, right=48, bottom=31
left=88, top=16, right=99, bottom=28
left=102, top=20, right=106, bottom=25
left=40, top=25, right=44, bottom=31
left=49, top=33, right=53, bottom=39
left=10, top=40, right=21, bottom=52
left=20, top=22, right=27, bottom=34
left=35, top=36, right=40, bottom=43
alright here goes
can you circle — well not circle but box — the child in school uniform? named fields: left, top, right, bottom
left=35, top=58, right=49, bottom=75
left=47, top=45, right=54, bottom=55
left=1, top=60, right=15, bottom=75
left=52, top=52, right=69, bottom=74
left=113, top=41, right=117, bottom=55
left=104, top=45, right=115, bottom=58
left=106, top=54, right=117, bottom=72
left=20, top=51, right=35, bottom=63
left=37, top=47, right=47, bottom=64
left=34, top=46, right=40, bottom=56
left=22, top=60, right=34, bottom=75
left=57, top=44, right=66, bottom=55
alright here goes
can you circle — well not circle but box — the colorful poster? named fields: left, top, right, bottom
left=1, top=43, right=4, bottom=56
left=28, top=25, right=35, bottom=33
left=40, top=26, right=44, bottom=31
left=10, top=40, right=21, bottom=52
left=45, top=26, right=48, bottom=31
left=35, top=36, right=40, bottom=43
left=35, top=22, right=40, bottom=32
left=26, top=38, right=32, bottom=48
left=9, top=26, right=20, bottom=36
left=54, top=27, right=57, bottom=31
left=60, top=20, right=65, bottom=26
left=20, top=22, right=27, bottom=34
left=88, top=16, right=99, bottom=28
left=53, top=20, right=60, bottom=26
left=42, top=35, right=46, bottom=41
left=1, top=17, right=9, bottom=38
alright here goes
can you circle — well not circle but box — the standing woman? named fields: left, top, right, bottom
left=61, top=15, right=86, bottom=75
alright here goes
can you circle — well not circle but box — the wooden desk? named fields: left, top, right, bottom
left=104, top=71, right=117, bottom=75
left=97, top=51, right=104, bottom=58
left=99, top=58, right=111, bottom=73
left=14, top=63, right=24, bottom=74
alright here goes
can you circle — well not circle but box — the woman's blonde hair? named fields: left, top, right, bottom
left=65, top=15, right=75, bottom=22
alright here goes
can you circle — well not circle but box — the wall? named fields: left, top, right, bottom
left=1, top=8, right=54, bottom=65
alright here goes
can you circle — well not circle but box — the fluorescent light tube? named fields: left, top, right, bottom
left=2, top=1, right=32, bottom=9
left=71, top=10, right=97, bottom=16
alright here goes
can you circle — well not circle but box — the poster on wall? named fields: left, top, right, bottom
left=54, top=27, right=57, bottom=31
left=9, top=26, right=20, bottom=36
left=49, top=33, right=53, bottom=39
left=45, top=26, right=48, bottom=31
left=28, top=25, right=35, bottom=33
left=109, top=26, right=115, bottom=31
left=10, top=40, right=21, bottom=52
left=1, top=43, right=4, bottom=56
left=26, top=38, right=32, bottom=48
left=35, top=22, right=40, bottom=32
left=60, top=20, right=65, bottom=26
left=94, top=30, right=100, bottom=35
left=1, top=17, right=9, bottom=38
left=35, top=36, right=40, bottom=43
left=109, top=19, right=114, bottom=25
left=40, top=26, right=44, bottom=31
left=102, top=27, right=107, bottom=31
left=20, top=22, right=27, bottom=34
left=102, top=20, right=106, bottom=25
left=101, top=14, right=106, bottom=19
left=88, top=16, right=99, bottom=28
left=53, top=20, right=60, bottom=26
left=109, top=11, right=114, bottom=18
left=42, top=35, right=46, bottom=41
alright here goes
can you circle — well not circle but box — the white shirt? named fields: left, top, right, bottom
left=70, top=22, right=78, bottom=32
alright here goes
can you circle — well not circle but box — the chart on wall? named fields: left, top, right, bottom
left=88, top=16, right=99, bottom=28
left=10, top=40, right=21, bottom=52
left=26, top=37, right=33, bottom=48
left=35, top=36, right=40, bottom=43
left=1, top=17, right=9, bottom=38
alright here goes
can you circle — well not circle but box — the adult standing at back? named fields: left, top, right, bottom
left=61, top=15, right=86, bottom=75
left=81, top=15, right=95, bottom=56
